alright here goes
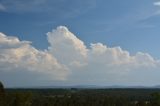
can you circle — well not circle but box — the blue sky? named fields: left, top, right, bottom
left=1, top=0, right=160, bottom=87
left=0, top=0, right=159, bottom=55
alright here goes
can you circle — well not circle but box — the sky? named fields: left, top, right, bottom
left=1, top=0, right=160, bottom=87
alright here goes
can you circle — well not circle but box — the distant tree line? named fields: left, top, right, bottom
left=1, top=82, right=160, bottom=106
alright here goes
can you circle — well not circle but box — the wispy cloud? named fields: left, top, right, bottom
left=0, top=0, right=96, bottom=17
left=154, top=1, right=160, bottom=6
left=0, top=3, right=6, bottom=11
left=0, top=0, right=97, bottom=23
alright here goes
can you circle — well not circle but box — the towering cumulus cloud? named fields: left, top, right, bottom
left=46, top=26, right=160, bottom=85
left=47, top=26, right=159, bottom=70
left=0, top=26, right=160, bottom=87
left=47, top=26, right=88, bottom=67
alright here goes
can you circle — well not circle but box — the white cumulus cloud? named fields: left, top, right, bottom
left=1, top=26, right=160, bottom=87
left=46, top=26, right=160, bottom=86
left=47, top=26, right=160, bottom=70
left=0, top=32, right=69, bottom=86
left=47, top=26, right=88, bottom=67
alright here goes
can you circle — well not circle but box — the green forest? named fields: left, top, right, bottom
left=1, top=82, right=160, bottom=106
